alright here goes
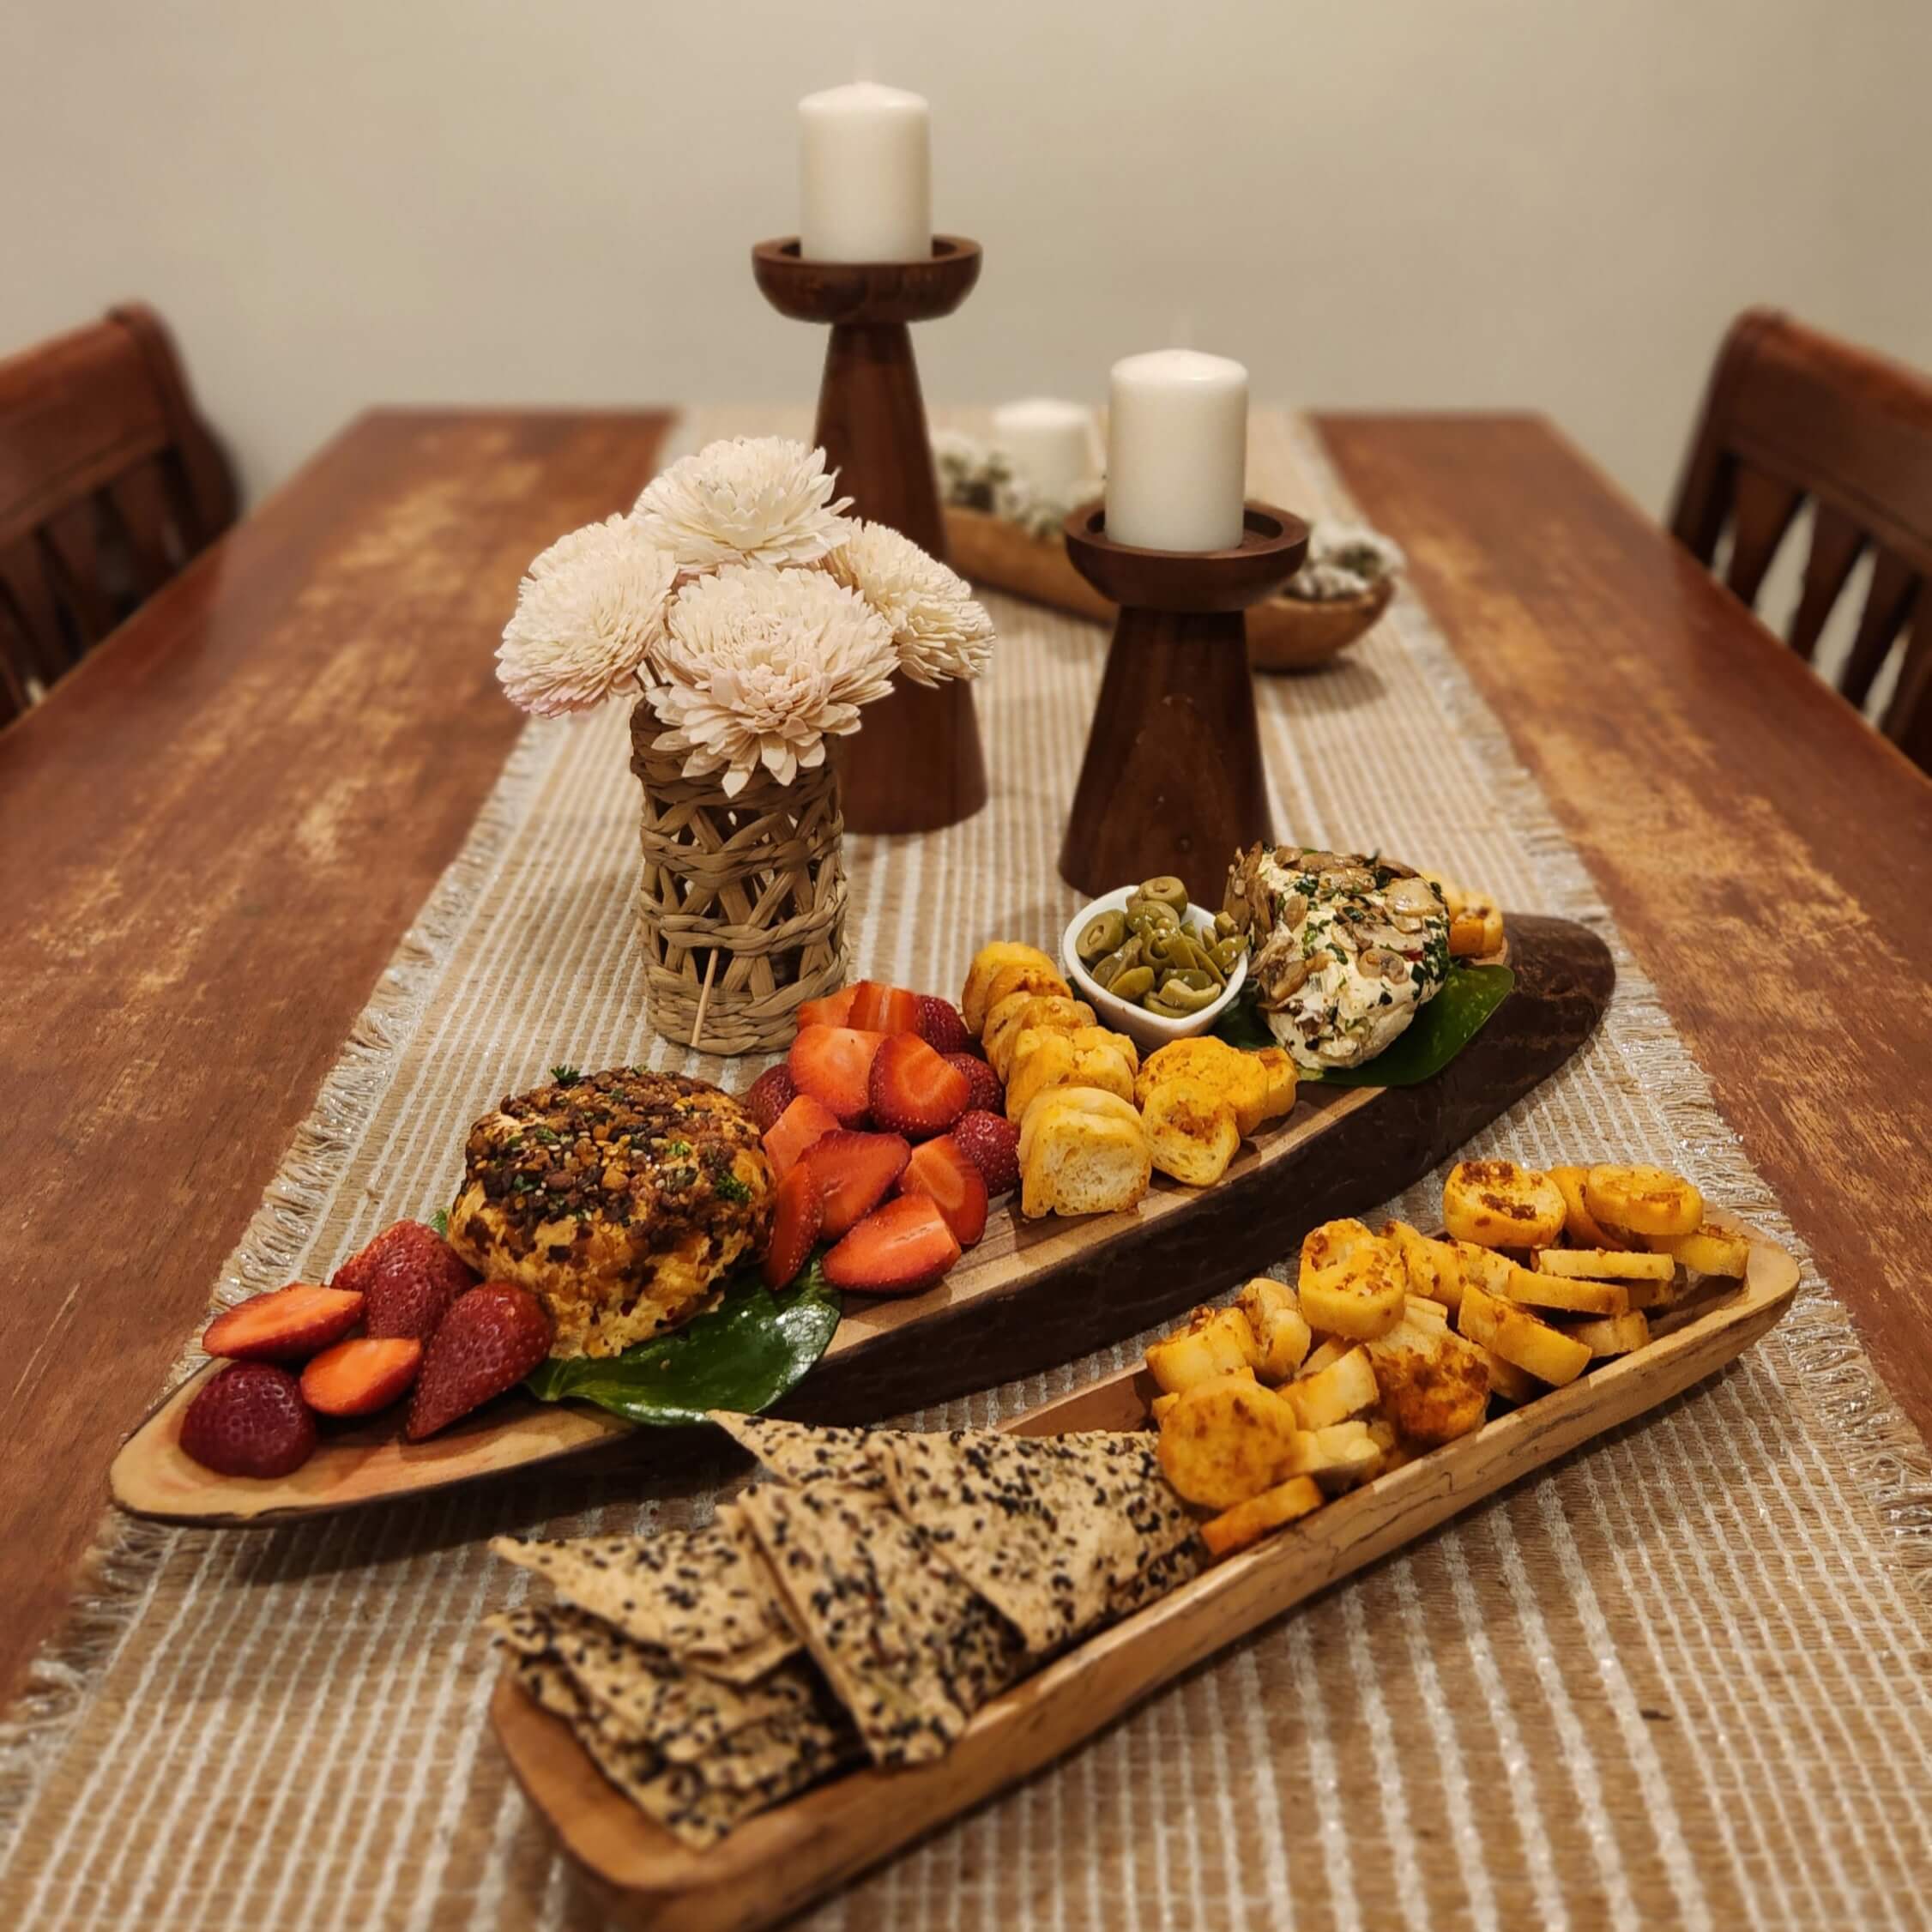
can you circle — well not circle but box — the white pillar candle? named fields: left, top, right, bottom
left=993, top=398, right=1097, bottom=507
left=797, top=82, right=932, bottom=263
left=1103, top=350, right=1249, bottom=552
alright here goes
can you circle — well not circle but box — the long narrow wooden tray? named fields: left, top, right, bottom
left=494, top=1216, right=1798, bottom=1932
left=108, top=912, right=1610, bottom=1526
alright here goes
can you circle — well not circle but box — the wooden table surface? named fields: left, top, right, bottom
left=2, top=406, right=1927, bottom=1718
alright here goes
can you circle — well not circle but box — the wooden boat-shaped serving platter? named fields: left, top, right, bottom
left=110, top=912, right=1611, bottom=1527
left=494, top=1216, right=1798, bottom=1932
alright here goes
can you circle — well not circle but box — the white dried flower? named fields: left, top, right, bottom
left=496, top=514, right=677, bottom=716
left=1285, top=521, right=1407, bottom=602
left=634, top=437, right=854, bottom=572
left=649, top=565, right=897, bottom=794
left=826, top=519, right=995, bottom=687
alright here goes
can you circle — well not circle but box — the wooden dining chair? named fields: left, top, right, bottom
left=1669, top=307, right=1932, bottom=772
left=0, top=303, right=236, bottom=725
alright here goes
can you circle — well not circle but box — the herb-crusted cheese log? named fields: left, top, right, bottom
left=449, top=1067, right=773, bottom=1358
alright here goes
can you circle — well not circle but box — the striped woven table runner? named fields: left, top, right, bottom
left=2, top=410, right=1929, bottom=1931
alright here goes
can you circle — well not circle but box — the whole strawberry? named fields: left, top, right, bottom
left=406, top=1283, right=552, bottom=1440
left=915, top=996, right=973, bottom=1058
left=741, top=1063, right=799, bottom=1135
left=179, top=1362, right=317, bottom=1478
left=944, top=1054, right=1004, bottom=1118
left=332, top=1220, right=477, bottom=1343
left=951, top=1109, right=1021, bottom=1198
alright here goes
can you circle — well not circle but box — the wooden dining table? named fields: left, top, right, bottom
left=2, top=403, right=1927, bottom=1721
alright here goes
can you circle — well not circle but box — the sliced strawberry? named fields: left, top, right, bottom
left=762, top=1163, right=824, bottom=1289
left=846, top=980, right=921, bottom=1035
left=802, top=1129, right=911, bottom=1239
left=945, top=1053, right=1005, bottom=1118
left=899, top=1135, right=989, bottom=1247
left=867, top=1033, right=970, bottom=1138
left=823, top=1196, right=961, bottom=1295
left=915, top=996, right=973, bottom=1058
left=788, top=1024, right=889, bottom=1126
left=203, top=1285, right=365, bottom=1362
left=406, top=1283, right=552, bottom=1441
left=764, top=1092, right=841, bottom=1179
left=300, top=1337, right=423, bottom=1416
left=952, top=1109, right=1021, bottom=1198
left=332, top=1220, right=476, bottom=1343
left=179, top=1362, right=317, bottom=1478
left=741, top=1063, right=799, bottom=1135
left=795, top=986, right=858, bottom=1031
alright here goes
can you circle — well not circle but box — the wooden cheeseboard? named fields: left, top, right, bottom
left=108, top=912, right=1611, bottom=1528
left=492, top=1215, right=1798, bottom=1932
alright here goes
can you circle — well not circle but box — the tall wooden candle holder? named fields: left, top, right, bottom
left=1059, top=503, right=1310, bottom=907
left=752, top=235, right=989, bottom=833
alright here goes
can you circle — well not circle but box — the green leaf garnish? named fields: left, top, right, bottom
left=431, top=1207, right=450, bottom=1238
left=1213, top=963, right=1515, bottom=1086
left=522, top=1259, right=841, bottom=1429
left=550, top=1064, right=583, bottom=1087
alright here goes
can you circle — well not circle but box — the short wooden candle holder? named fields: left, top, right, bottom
left=1059, top=503, right=1310, bottom=907
left=753, top=235, right=989, bottom=834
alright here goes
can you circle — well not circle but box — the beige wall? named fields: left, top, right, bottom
left=6, top=0, right=1928, bottom=514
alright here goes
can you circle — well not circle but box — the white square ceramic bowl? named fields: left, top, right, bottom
left=1060, top=885, right=1248, bottom=1054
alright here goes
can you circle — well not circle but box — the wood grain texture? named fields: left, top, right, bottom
left=0, top=408, right=671, bottom=1708
left=1319, top=409, right=1932, bottom=1446
left=105, top=914, right=1607, bottom=1527
left=493, top=1217, right=1799, bottom=1932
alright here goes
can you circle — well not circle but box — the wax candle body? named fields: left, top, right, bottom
left=1103, top=350, right=1249, bottom=552
left=993, top=398, right=1096, bottom=507
left=798, top=82, right=932, bottom=263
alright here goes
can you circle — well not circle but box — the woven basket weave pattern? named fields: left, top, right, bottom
left=630, top=700, right=848, bottom=1055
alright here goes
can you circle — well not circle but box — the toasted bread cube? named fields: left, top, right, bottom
left=1299, top=1218, right=1377, bottom=1297
left=1297, top=1336, right=1353, bottom=1380
left=1307, top=1419, right=1385, bottom=1490
left=1199, top=1474, right=1325, bottom=1558
left=1448, top=897, right=1504, bottom=957
left=1450, top=1241, right=1518, bottom=1297
left=986, top=993, right=1094, bottom=1078
left=1018, top=1091, right=1151, bottom=1219
left=1284, top=1346, right=1380, bottom=1431
left=1362, top=1410, right=1401, bottom=1453
left=1644, top=1223, right=1749, bottom=1278
left=1497, top=1265, right=1630, bottom=1317
left=963, top=942, right=1060, bottom=1035
left=1136, top=1038, right=1273, bottom=1138
left=1404, top=1293, right=1448, bottom=1329
left=1150, top=1391, right=1180, bottom=1424
left=1457, top=1280, right=1591, bottom=1387
left=1005, top=1031, right=1136, bottom=1122
left=1017, top=1085, right=1138, bottom=1167
left=984, top=959, right=1072, bottom=1025
left=1476, top=1343, right=1541, bottom=1404
left=1563, top=1310, right=1651, bottom=1358
left=1146, top=1304, right=1261, bottom=1393
left=1366, top=1318, right=1490, bottom=1446
left=1253, top=1048, right=1299, bottom=1126
left=1066, top=1024, right=1140, bottom=1076
left=1299, top=1241, right=1407, bottom=1341
left=1385, top=1220, right=1464, bottom=1313
left=1535, top=1247, right=1673, bottom=1283
left=1156, top=1374, right=1306, bottom=1509
left=1443, top=1159, right=1566, bottom=1249
left=1582, top=1163, right=1703, bottom=1240
left=1235, top=1277, right=1313, bottom=1381
left=1140, top=1077, right=1241, bottom=1186
left=1549, top=1165, right=1629, bottom=1249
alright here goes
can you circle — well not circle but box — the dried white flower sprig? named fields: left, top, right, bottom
left=496, top=515, right=679, bottom=717
left=635, top=436, right=854, bottom=571
left=649, top=566, right=898, bottom=794
left=1283, top=522, right=1407, bottom=603
left=828, top=519, right=994, bottom=686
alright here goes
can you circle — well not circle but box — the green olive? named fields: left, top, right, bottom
left=1213, top=910, right=1240, bottom=938
left=1138, top=875, right=1189, bottom=914
left=1077, top=909, right=1127, bottom=962
left=1190, top=945, right=1228, bottom=987
left=1090, top=936, right=1141, bottom=988
left=1109, top=965, right=1156, bottom=1002
left=1168, top=968, right=1217, bottom=993
left=1212, top=936, right=1247, bottom=973
left=1149, top=978, right=1218, bottom=1013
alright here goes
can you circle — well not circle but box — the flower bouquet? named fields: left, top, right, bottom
left=498, top=437, right=994, bottom=1054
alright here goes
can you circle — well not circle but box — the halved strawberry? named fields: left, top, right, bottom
left=899, top=1135, right=989, bottom=1247
left=332, top=1220, right=475, bottom=1343
left=915, top=996, right=973, bottom=1058
left=802, top=1129, right=911, bottom=1239
left=847, top=980, right=921, bottom=1035
left=867, top=1032, right=970, bottom=1138
left=203, top=1285, right=365, bottom=1362
left=406, top=1283, right=552, bottom=1441
left=823, top=1196, right=961, bottom=1295
left=952, top=1109, right=1021, bottom=1198
left=795, top=986, right=858, bottom=1031
left=300, top=1337, right=423, bottom=1416
left=945, top=1053, right=1005, bottom=1118
left=788, top=1024, right=889, bottom=1126
left=762, top=1163, right=824, bottom=1289
left=741, top=1062, right=798, bottom=1134
left=764, top=1092, right=841, bottom=1179
left=179, top=1362, right=317, bottom=1477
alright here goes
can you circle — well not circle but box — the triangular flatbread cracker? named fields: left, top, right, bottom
left=710, top=1411, right=888, bottom=1491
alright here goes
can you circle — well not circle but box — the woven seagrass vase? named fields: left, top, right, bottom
left=630, top=702, right=848, bottom=1056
